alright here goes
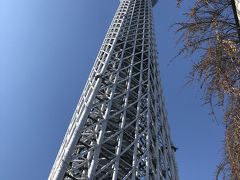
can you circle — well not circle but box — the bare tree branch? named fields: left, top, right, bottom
left=175, top=0, right=240, bottom=178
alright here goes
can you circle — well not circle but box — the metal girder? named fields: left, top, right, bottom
left=49, top=0, right=178, bottom=179
left=236, top=0, right=240, bottom=20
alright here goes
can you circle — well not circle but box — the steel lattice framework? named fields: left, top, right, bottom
left=49, top=0, right=178, bottom=179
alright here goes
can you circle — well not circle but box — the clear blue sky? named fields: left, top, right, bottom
left=0, top=0, right=224, bottom=179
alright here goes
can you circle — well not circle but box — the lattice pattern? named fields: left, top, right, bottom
left=49, top=0, right=178, bottom=179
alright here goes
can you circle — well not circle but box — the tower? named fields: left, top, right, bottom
left=49, top=0, right=178, bottom=179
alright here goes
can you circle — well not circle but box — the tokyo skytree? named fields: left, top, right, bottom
left=49, top=0, right=178, bottom=179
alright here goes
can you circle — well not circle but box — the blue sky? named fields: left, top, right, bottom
left=0, top=0, right=224, bottom=179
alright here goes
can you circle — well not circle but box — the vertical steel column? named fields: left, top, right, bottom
left=232, top=0, right=240, bottom=40
left=235, top=0, right=240, bottom=20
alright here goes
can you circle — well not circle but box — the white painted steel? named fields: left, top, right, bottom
left=120, top=0, right=157, bottom=6
left=235, top=0, right=240, bottom=21
left=49, top=0, right=178, bottom=179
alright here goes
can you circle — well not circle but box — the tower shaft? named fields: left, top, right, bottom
left=49, top=0, right=178, bottom=179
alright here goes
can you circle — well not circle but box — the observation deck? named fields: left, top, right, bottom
left=120, top=0, right=158, bottom=7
